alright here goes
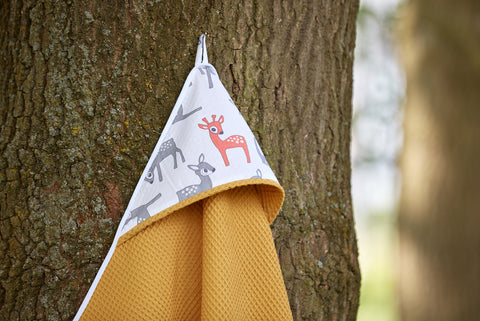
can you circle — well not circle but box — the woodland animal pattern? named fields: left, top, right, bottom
left=176, top=154, right=216, bottom=202
left=122, top=64, right=271, bottom=231
left=124, top=192, right=162, bottom=226
left=173, top=104, right=202, bottom=124
left=254, top=138, right=268, bottom=165
left=198, top=115, right=251, bottom=166
left=198, top=66, right=216, bottom=89
left=145, top=138, right=185, bottom=184
left=251, top=169, right=262, bottom=179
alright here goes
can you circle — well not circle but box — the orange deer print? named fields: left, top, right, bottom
left=198, top=115, right=251, bottom=166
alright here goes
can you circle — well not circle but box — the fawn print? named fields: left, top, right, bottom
left=176, top=154, right=216, bottom=201
left=124, top=192, right=162, bottom=227
left=254, top=138, right=268, bottom=165
left=198, top=115, right=251, bottom=166
left=172, top=104, right=202, bottom=124
left=198, top=66, right=216, bottom=89
left=145, top=138, right=185, bottom=184
left=251, top=169, right=262, bottom=179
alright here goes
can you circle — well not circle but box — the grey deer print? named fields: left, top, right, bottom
left=254, top=138, right=268, bottom=165
left=176, top=154, right=215, bottom=202
left=172, top=104, right=203, bottom=124
left=145, top=138, right=185, bottom=184
left=198, top=66, right=216, bottom=89
left=124, top=192, right=162, bottom=227
left=251, top=169, right=262, bottom=179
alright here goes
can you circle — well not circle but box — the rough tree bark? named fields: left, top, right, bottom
left=0, top=1, right=360, bottom=320
left=398, top=0, right=480, bottom=320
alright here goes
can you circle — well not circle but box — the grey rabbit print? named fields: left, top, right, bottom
left=124, top=192, right=162, bottom=227
left=176, top=154, right=216, bottom=202
left=145, top=138, right=185, bottom=184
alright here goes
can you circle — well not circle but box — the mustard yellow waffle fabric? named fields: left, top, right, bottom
left=80, top=183, right=293, bottom=320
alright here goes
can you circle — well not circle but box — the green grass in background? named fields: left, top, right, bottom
left=357, top=214, right=398, bottom=321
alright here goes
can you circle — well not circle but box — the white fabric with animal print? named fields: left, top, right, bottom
left=119, top=34, right=278, bottom=236
left=72, top=35, right=283, bottom=321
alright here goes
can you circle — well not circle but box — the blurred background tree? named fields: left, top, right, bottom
left=354, top=0, right=480, bottom=320
left=398, top=0, right=480, bottom=320
left=353, top=0, right=403, bottom=320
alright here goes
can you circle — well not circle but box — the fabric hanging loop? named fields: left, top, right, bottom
left=195, top=33, right=208, bottom=66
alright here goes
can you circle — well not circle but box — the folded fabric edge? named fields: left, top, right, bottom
left=118, top=178, right=284, bottom=246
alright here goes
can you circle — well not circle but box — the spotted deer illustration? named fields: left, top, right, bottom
left=176, top=154, right=215, bottom=202
left=124, top=192, right=162, bottom=227
left=145, top=138, right=185, bottom=184
left=198, top=115, right=251, bottom=166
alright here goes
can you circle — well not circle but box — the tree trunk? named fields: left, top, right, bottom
left=398, top=0, right=480, bottom=320
left=0, top=1, right=360, bottom=320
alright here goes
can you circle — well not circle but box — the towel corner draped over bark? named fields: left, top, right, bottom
left=74, top=34, right=293, bottom=321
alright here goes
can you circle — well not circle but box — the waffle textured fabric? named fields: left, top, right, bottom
left=79, top=183, right=293, bottom=320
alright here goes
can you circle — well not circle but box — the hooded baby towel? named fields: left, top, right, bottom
left=74, top=35, right=293, bottom=321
